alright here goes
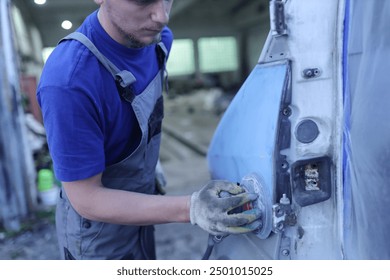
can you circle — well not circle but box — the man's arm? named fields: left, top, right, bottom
left=63, top=174, right=262, bottom=236
left=62, top=173, right=191, bottom=226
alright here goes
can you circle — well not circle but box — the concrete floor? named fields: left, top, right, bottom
left=155, top=139, right=211, bottom=260
left=155, top=89, right=222, bottom=260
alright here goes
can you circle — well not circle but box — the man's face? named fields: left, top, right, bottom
left=96, top=0, right=174, bottom=48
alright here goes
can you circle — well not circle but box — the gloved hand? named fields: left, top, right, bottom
left=189, top=180, right=262, bottom=236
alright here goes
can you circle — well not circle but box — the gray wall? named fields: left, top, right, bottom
left=169, top=2, right=270, bottom=88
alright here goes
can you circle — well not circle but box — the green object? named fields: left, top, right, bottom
left=38, top=169, right=54, bottom=192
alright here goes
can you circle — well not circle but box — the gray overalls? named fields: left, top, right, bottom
left=56, top=32, right=167, bottom=260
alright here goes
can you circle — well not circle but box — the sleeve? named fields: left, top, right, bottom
left=37, top=84, right=106, bottom=182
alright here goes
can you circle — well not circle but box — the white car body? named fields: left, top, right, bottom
left=207, top=0, right=390, bottom=259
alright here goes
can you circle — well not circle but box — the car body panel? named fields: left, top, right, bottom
left=207, top=0, right=390, bottom=259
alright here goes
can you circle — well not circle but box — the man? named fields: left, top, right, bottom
left=37, top=0, right=261, bottom=260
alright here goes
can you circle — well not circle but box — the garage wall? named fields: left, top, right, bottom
left=169, top=2, right=270, bottom=88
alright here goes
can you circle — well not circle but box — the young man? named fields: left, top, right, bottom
left=37, top=0, right=261, bottom=260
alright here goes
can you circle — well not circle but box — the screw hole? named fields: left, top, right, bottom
left=282, top=107, right=291, bottom=116
left=281, top=162, right=289, bottom=169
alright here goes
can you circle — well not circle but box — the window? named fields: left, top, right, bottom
left=198, top=37, right=238, bottom=73
left=166, top=39, right=195, bottom=76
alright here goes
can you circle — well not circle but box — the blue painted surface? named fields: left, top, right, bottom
left=342, top=0, right=352, bottom=252
left=342, top=0, right=390, bottom=259
left=207, top=62, right=288, bottom=199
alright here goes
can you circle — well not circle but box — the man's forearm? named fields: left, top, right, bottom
left=63, top=175, right=191, bottom=226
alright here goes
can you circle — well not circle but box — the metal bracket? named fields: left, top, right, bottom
left=261, top=1, right=289, bottom=63
left=302, top=68, right=322, bottom=79
left=272, top=194, right=297, bottom=234
left=277, top=233, right=292, bottom=260
left=270, top=0, right=288, bottom=36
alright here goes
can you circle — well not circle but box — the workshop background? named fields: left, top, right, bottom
left=0, top=0, right=269, bottom=259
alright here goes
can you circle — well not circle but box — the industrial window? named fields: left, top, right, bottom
left=166, top=39, right=195, bottom=76
left=198, top=37, right=238, bottom=73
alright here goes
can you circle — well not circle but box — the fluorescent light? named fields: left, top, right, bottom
left=61, top=20, right=73, bottom=30
left=34, top=0, right=46, bottom=5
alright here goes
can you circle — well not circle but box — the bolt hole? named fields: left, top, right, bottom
left=282, top=107, right=291, bottom=116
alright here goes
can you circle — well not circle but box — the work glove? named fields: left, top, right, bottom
left=190, top=180, right=262, bottom=236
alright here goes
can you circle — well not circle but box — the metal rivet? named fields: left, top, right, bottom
left=83, top=221, right=91, bottom=229
left=282, top=107, right=291, bottom=117
left=281, top=249, right=290, bottom=256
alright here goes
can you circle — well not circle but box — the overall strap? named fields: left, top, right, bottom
left=59, top=32, right=136, bottom=102
left=156, top=41, right=169, bottom=94
left=156, top=41, right=168, bottom=68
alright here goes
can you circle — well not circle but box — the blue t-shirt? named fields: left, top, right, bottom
left=37, top=10, right=173, bottom=182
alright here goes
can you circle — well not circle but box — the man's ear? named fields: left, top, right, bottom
left=94, top=0, right=103, bottom=5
